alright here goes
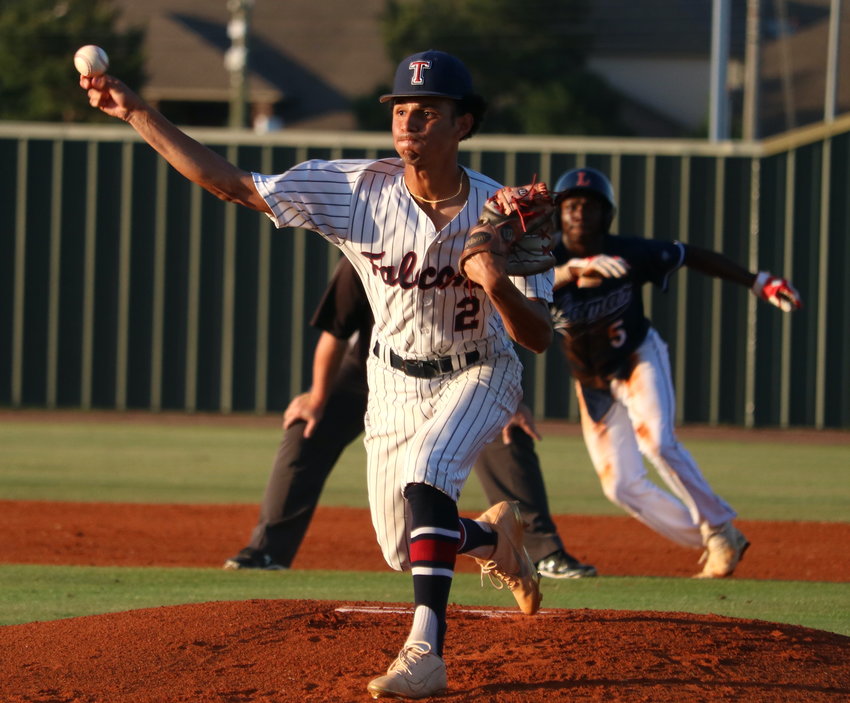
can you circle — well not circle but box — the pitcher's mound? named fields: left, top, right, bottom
left=2, top=599, right=848, bottom=702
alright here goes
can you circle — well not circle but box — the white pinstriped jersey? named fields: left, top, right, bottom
left=253, top=157, right=554, bottom=359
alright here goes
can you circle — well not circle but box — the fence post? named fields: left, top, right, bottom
left=745, top=157, right=761, bottom=428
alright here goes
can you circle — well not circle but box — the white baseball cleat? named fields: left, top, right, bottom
left=695, top=521, right=750, bottom=578
left=367, top=641, right=447, bottom=699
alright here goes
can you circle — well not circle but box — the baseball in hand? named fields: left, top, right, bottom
left=74, top=45, right=109, bottom=76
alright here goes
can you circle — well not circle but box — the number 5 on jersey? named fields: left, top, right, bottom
left=609, top=319, right=626, bottom=348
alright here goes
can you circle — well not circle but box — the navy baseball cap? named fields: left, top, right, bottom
left=379, top=50, right=475, bottom=103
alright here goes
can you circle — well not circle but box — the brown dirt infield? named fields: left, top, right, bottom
left=3, top=501, right=850, bottom=582
left=1, top=412, right=849, bottom=701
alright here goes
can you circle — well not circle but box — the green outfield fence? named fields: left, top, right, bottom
left=1, top=117, right=849, bottom=428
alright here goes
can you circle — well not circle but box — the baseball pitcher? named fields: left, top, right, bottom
left=81, top=49, right=556, bottom=700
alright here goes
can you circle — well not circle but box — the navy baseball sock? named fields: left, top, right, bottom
left=403, top=482, right=459, bottom=656
left=456, top=516, right=497, bottom=556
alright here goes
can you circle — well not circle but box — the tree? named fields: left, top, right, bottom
left=0, top=0, right=145, bottom=122
left=364, top=0, right=631, bottom=136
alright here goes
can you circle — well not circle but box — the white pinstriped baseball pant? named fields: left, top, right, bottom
left=364, top=347, right=523, bottom=571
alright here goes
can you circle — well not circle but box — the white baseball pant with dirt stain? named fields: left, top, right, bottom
left=577, top=327, right=737, bottom=549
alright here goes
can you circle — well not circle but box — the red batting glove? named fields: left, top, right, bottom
left=751, top=271, right=802, bottom=312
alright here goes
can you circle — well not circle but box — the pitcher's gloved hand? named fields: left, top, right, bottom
left=459, top=182, right=556, bottom=277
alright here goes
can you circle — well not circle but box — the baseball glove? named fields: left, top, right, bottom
left=459, top=182, right=556, bottom=277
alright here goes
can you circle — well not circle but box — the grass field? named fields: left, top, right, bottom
left=1, top=415, right=848, bottom=635
left=2, top=418, right=848, bottom=519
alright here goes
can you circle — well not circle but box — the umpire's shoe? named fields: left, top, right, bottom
left=695, top=521, right=750, bottom=578
left=367, top=642, right=447, bottom=699
left=223, top=548, right=287, bottom=571
left=474, top=501, right=542, bottom=615
left=537, top=549, right=598, bottom=579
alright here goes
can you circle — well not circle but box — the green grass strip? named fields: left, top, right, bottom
left=1, top=421, right=848, bottom=520
left=1, top=565, right=847, bottom=637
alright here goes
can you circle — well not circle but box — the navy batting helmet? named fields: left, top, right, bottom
left=553, top=167, right=617, bottom=215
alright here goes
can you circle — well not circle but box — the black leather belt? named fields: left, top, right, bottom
left=373, top=342, right=480, bottom=379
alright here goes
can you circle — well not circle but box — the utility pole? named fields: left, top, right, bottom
left=225, top=0, right=254, bottom=129
left=775, top=0, right=797, bottom=131
left=709, top=0, right=731, bottom=141
left=824, top=0, right=843, bottom=122
left=742, top=0, right=761, bottom=140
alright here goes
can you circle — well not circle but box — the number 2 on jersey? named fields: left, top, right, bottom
left=454, top=296, right=480, bottom=331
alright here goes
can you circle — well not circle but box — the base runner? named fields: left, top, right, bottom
left=549, top=167, right=802, bottom=578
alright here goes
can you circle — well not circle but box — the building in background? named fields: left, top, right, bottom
left=114, top=0, right=389, bottom=130
left=113, top=0, right=848, bottom=137
left=583, top=0, right=848, bottom=137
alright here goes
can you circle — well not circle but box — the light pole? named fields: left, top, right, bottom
left=709, top=0, right=731, bottom=141
left=742, top=0, right=761, bottom=140
left=225, top=0, right=254, bottom=129
left=824, top=0, right=843, bottom=122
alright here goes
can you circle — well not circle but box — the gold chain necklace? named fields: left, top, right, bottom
left=408, top=172, right=465, bottom=205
